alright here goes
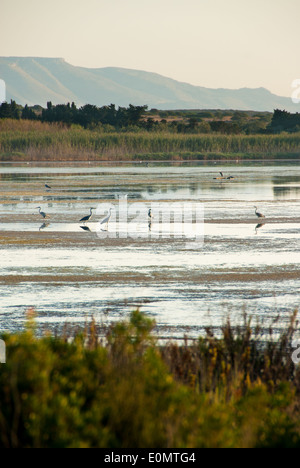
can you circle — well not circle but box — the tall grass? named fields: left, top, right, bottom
left=1, top=119, right=300, bottom=161
left=1, top=309, right=300, bottom=448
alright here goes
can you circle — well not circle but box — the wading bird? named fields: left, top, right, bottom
left=214, top=172, right=235, bottom=180
left=100, top=208, right=113, bottom=229
left=36, top=207, right=49, bottom=219
left=79, top=208, right=96, bottom=224
left=254, top=206, right=265, bottom=218
left=45, top=184, right=52, bottom=190
left=214, top=172, right=225, bottom=180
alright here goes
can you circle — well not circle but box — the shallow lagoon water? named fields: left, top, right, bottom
left=1, top=160, right=300, bottom=340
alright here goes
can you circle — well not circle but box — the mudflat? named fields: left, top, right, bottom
left=1, top=161, right=300, bottom=338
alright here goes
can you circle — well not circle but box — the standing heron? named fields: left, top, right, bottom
left=254, top=206, right=265, bottom=218
left=100, top=208, right=113, bottom=229
left=213, top=172, right=225, bottom=180
left=36, top=207, right=49, bottom=219
left=45, top=184, right=52, bottom=190
left=79, top=208, right=96, bottom=224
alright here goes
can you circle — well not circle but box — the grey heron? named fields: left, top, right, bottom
left=254, top=206, right=265, bottom=218
left=79, top=208, right=96, bottom=224
left=100, top=208, right=113, bottom=228
left=36, top=207, right=49, bottom=219
left=213, top=172, right=225, bottom=180
left=214, top=172, right=235, bottom=180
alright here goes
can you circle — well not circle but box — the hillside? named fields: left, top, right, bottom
left=0, top=57, right=299, bottom=112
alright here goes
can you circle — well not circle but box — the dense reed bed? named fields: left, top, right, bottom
left=1, top=119, right=300, bottom=161
left=1, top=309, right=300, bottom=448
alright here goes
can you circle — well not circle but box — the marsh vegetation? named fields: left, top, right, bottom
left=0, top=310, right=300, bottom=448
left=0, top=103, right=300, bottom=161
left=0, top=119, right=300, bottom=162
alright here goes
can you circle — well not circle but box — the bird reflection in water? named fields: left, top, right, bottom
left=39, top=222, right=50, bottom=231
left=255, top=223, right=265, bottom=235
left=148, top=208, right=153, bottom=232
left=80, top=225, right=92, bottom=232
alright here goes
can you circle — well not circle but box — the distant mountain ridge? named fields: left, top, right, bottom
left=0, top=56, right=299, bottom=112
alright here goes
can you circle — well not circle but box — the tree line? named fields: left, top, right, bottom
left=0, top=100, right=299, bottom=135
left=0, top=100, right=148, bottom=129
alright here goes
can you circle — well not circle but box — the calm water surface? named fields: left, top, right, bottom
left=1, top=160, right=300, bottom=339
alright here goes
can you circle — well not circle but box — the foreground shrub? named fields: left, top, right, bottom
left=0, top=310, right=300, bottom=448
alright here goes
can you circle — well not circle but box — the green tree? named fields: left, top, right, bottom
left=21, top=105, right=37, bottom=120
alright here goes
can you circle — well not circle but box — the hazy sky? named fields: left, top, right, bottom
left=1, top=0, right=299, bottom=96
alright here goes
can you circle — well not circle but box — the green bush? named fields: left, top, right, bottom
left=1, top=310, right=300, bottom=448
